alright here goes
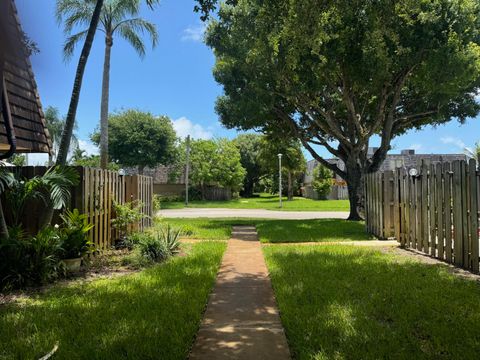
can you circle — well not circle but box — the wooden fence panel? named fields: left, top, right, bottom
left=365, top=159, right=480, bottom=273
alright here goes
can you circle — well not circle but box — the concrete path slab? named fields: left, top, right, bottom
left=159, top=208, right=349, bottom=219
left=189, top=226, right=291, bottom=360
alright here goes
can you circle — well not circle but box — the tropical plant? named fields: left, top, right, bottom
left=206, top=0, right=480, bottom=220
left=312, top=165, right=333, bottom=200
left=10, top=154, right=26, bottom=166
left=59, top=209, right=95, bottom=259
left=44, top=106, right=78, bottom=165
left=0, top=226, right=64, bottom=290
left=3, top=166, right=79, bottom=228
left=134, top=225, right=181, bottom=263
left=57, top=0, right=158, bottom=170
left=0, top=167, right=15, bottom=238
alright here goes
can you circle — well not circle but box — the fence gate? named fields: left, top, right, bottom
left=365, top=159, right=480, bottom=273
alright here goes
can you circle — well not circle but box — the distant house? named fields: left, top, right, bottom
left=0, top=0, right=51, bottom=158
left=303, top=148, right=467, bottom=200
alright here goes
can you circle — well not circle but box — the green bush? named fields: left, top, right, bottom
left=59, top=209, right=95, bottom=259
left=0, top=226, right=64, bottom=290
left=312, top=165, right=334, bottom=200
left=133, top=225, right=181, bottom=264
left=119, top=231, right=149, bottom=251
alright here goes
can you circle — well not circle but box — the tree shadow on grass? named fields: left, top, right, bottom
left=257, top=219, right=371, bottom=243
left=264, top=246, right=480, bottom=360
left=0, top=243, right=225, bottom=360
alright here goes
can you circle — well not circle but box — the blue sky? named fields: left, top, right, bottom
left=15, top=0, right=480, bottom=164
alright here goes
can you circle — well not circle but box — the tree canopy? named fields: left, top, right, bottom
left=206, top=0, right=480, bottom=219
left=92, top=109, right=177, bottom=173
left=189, top=138, right=246, bottom=199
left=233, top=133, right=263, bottom=196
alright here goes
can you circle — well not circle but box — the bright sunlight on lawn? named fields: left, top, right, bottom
left=160, top=193, right=349, bottom=212
left=160, top=218, right=372, bottom=243
left=264, top=245, right=480, bottom=359
left=0, top=242, right=225, bottom=360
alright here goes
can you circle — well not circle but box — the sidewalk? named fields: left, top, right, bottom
left=189, top=226, right=291, bottom=360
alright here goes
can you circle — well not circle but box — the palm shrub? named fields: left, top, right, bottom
left=59, top=209, right=95, bottom=259
left=0, top=226, right=64, bottom=290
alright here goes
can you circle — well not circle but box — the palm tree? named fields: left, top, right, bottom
left=56, top=0, right=158, bottom=169
left=44, top=106, right=78, bottom=165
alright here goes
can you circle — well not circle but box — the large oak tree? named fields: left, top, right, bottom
left=206, top=0, right=480, bottom=220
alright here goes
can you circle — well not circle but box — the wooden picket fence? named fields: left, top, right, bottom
left=365, top=159, right=480, bottom=273
left=6, top=166, right=154, bottom=251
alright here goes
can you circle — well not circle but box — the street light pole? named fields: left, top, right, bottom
left=278, top=153, right=282, bottom=208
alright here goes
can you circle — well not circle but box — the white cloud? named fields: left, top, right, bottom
left=172, top=117, right=213, bottom=140
left=181, top=23, right=206, bottom=42
left=77, top=139, right=99, bottom=156
left=440, top=136, right=466, bottom=150
left=409, top=143, right=423, bottom=152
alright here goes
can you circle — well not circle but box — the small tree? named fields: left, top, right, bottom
left=312, top=165, right=333, bottom=200
left=189, top=138, right=246, bottom=199
left=93, top=110, right=177, bottom=174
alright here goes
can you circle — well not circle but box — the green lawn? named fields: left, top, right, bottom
left=0, top=242, right=226, bottom=360
left=160, top=193, right=349, bottom=212
left=160, top=218, right=372, bottom=243
left=264, top=245, right=480, bottom=359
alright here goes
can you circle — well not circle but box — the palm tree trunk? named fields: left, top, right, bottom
left=56, top=0, right=104, bottom=165
left=100, top=35, right=112, bottom=169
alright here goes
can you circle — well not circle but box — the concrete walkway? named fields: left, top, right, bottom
left=189, top=226, right=291, bottom=360
left=159, top=208, right=349, bottom=220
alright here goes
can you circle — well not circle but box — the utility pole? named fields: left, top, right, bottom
left=185, top=135, right=190, bottom=206
left=278, top=153, right=283, bottom=208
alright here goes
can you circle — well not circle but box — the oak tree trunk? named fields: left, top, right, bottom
left=56, top=0, right=104, bottom=165
left=345, top=162, right=364, bottom=221
left=100, top=36, right=112, bottom=169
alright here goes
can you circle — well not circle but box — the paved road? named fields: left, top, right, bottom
left=158, top=208, right=349, bottom=219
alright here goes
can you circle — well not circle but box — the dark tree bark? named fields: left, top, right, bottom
left=56, top=0, right=104, bottom=165
left=100, top=35, right=112, bottom=169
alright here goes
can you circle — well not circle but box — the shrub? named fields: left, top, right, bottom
left=0, top=226, right=64, bottom=290
left=312, top=165, right=334, bottom=200
left=152, top=194, right=162, bottom=212
left=132, top=225, right=181, bottom=264
left=111, top=201, right=145, bottom=240
left=59, top=209, right=95, bottom=259
left=119, top=231, right=148, bottom=251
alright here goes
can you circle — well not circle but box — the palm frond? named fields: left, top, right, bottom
left=42, top=167, right=80, bottom=210
left=115, top=17, right=158, bottom=47
left=63, top=30, right=90, bottom=60
left=0, top=168, right=15, bottom=194
left=55, top=0, right=97, bottom=33
left=117, top=24, right=147, bottom=57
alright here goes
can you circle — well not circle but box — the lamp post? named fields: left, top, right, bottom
left=278, top=153, right=283, bottom=208
left=185, top=135, right=190, bottom=206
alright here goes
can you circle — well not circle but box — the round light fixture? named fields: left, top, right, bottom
left=408, top=168, right=418, bottom=177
